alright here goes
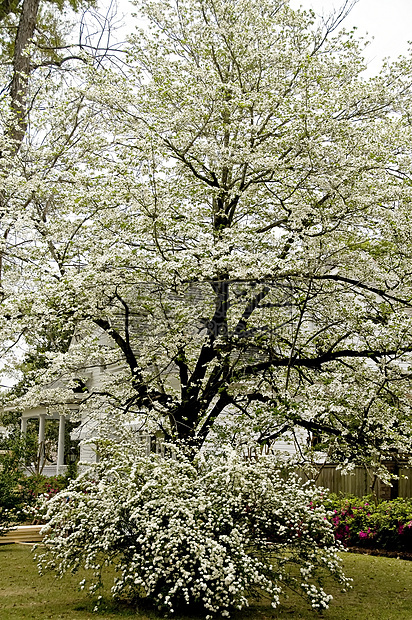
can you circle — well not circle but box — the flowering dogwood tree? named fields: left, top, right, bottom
left=3, top=0, right=412, bottom=470
left=4, top=1, right=412, bottom=613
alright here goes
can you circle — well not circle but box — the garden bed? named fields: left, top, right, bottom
left=325, top=494, right=412, bottom=554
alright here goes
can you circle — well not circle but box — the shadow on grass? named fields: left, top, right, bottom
left=1, top=544, right=412, bottom=620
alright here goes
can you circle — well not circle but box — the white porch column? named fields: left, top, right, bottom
left=38, top=413, right=46, bottom=470
left=20, top=416, right=28, bottom=435
left=57, top=414, right=66, bottom=474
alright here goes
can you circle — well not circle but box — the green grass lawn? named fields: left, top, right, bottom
left=1, top=544, right=412, bottom=619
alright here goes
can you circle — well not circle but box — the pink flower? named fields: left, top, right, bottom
left=359, top=528, right=374, bottom=540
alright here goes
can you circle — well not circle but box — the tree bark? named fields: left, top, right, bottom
left=9, top=0, right=41, bottom=149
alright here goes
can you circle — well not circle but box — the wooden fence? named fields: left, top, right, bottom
left=0, top=525, right=43, bottom=544
left=298, top=464, right=412, bottom=500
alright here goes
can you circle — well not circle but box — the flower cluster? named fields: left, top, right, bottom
left=36, top=446, right=349, bottom=617
left=325, top=495, right=412, bottom=551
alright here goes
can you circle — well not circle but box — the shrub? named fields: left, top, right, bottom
left=0, top=467, right=23, bottom=535
left=20, top=473, right=68, bottom=502
left=324, top=494, right=412, bottom=551
left=18, top=473, right=72, bottom=524
left=0, top=461, right=72, bottom=532
left=0, top=445, right=26, bottom=534
left=0, top=435, right=68, bottom=532
left=36, top=448, right=349, bottom=618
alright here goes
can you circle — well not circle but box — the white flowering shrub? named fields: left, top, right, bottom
left=36, top=446, right=349, bottom=617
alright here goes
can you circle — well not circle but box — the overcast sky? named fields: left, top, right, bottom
left=290, top=0, right=412, bottom=74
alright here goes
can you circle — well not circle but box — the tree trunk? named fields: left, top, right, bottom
left=9, top=0, right=41, bottom=149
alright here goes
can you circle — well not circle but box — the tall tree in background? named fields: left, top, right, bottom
left=3, top=0, right=412, bottom=470
left=0, top=0, right=111, bottom=364
left=1, top=0, right=95, bottom=152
